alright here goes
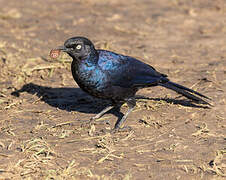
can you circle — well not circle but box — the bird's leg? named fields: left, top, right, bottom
left=113, top=98, right=136, bottom=130
left=81, top=105, right=114, bottom=128
left=90, top=105, right=114, bottom=122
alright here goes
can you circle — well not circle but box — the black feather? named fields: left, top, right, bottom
left=161, top=81, right=212, bottom=106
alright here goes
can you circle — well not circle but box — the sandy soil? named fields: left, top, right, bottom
left=0, top=0, right=225, bottom=179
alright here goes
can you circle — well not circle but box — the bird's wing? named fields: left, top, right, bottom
left=97, top=50, right=211, bottom=105
left=98, top=50, right=168, bottom=88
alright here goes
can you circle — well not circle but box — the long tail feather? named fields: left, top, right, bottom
left=160, top=81, right=211, bottom=106
left=167, top=81, right=211, bottom=100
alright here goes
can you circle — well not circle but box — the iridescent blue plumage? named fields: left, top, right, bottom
left=57, top=36, right=211, bottom=130
left=98, top=50, right=169, bottom=89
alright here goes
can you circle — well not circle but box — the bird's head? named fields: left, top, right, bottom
left=57, top=37, right=96, bottom=60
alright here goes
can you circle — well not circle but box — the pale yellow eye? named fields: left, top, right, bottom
left=76, top=44, right=82, bottom=50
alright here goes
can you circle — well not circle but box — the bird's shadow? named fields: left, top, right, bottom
left=11, top=83, right=209, bottom=119
left=11, top=83, right=110, bottom=114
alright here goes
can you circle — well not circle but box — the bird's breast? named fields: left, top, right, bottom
left=71, top=61, right=109, bottom=97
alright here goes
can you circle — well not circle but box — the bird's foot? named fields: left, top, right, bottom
left=80, top=120, right=92, bottom=129
left=80, top=118, right=110, bottom=129
left=111, top=126, right=132, bottom=134
left=89, top=116, right=97, bottom=122
left=79, top=116, right=99, bottom=128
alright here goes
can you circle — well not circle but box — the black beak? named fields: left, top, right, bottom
left=57, top=46, right=68, bottom=52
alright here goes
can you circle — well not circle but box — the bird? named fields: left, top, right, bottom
left=54, top=36, right=211, bottom=131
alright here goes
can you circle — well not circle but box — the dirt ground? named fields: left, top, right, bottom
left=0, top=0, right=225, bottom=179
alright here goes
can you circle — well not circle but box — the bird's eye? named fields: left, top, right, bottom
left=76, top=44, right=82, bottom=50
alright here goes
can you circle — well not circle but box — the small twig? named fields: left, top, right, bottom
left=52, top=121, right=76, bottom=128
left=67, top=133, right=111, bottom=143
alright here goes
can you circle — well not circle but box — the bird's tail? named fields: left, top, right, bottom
left=160, top=81, right=212, bottom=106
